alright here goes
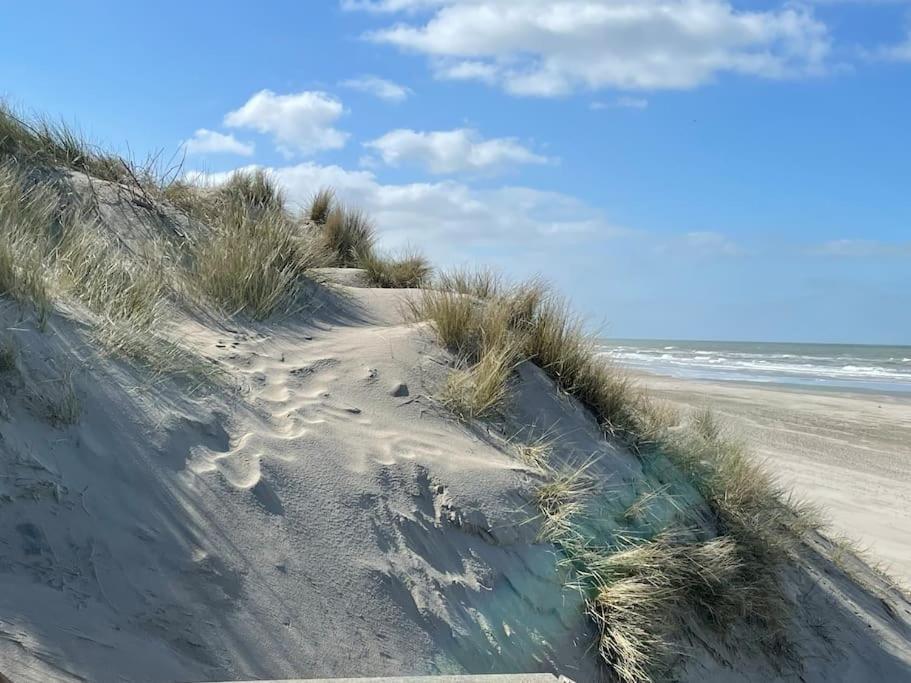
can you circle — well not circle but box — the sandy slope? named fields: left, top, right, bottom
left=0, top=279, right=611, bottom=682
left=634, top=373, right=911, bottom=584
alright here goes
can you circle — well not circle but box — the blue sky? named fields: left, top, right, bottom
left=2, top=0, right=909, bottom=344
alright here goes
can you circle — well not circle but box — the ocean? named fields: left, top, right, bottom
left=597, top=339, right=911, bottom=394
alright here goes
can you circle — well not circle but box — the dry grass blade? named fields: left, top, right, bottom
left=0, top=162, right=59, bottom=324
left=581, top=536, right=742, bottom=683
left=408, top=287, right=481, bottom=356
left=308, top=187, right=335, bottom=224
left=320, top=206, right=376, bottom=267
left=41, top=369, right=81, bottom=426
left=216, top=168, right=284, bottom=214
left=192, top=203, right=319, bottom=319
left=360, top=249, right=432, bottom=288
left=442, top=343, right=518, bottom=420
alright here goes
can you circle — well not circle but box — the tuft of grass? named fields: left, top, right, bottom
left=57, top=221, right=168, bottom=329
left=215, top=168, right=284, bottom=214
left=524, top=296, right=641, bottom=438
left=514, top=433, right=553, bottom=471
left=1, top=103, right=135, bottom=185
left=191, top=202, right=320, bottom=319
left=360, top=249, right=432, bottom=288
left=579, top=535, right=742, bottom=683
left=161, top=179, right=212, bottom=217
left=437, top=267, right=502, bottom=300
left=534, top=459, right=597, bottom=542
left=41, top=369, right=81, bottom=426
left=0, top=162, right=58, bottom=323
left=442, top=343, right=517, bottom=420
left=413, top=271, right=641, bottom=437
left=308, top=187, right=336, bottom=224
left=408, top=287, right=480, bottom=356
left=320, top=206, right=377, bottom=267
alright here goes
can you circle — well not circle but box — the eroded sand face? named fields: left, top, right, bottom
left=635, top=372, right=911, bottom=583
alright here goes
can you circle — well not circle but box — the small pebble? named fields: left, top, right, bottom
left=390, top=382, right=409, bottom=397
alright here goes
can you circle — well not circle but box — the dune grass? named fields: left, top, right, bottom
left=0, top=102, right=171, bottom=189
left=410, top=268, right=817, bottom=682
left=187, top=170, right=334, bottom=320
left=319, top=206, right=377, bottom=267
left=360, top=249, right=432, bottom=288
left=578, top=535, right=743, bottom=683
left=0, top=162, right=60, bottom=324
left=411, top=270, right=640, bottom=431
left=308, top=187, right=335, bottom=224
left=40, top=368, right=81, bottom=426
left=215, top=168, right=284, bottom=214
left=441, top=343, right=518, bottom=420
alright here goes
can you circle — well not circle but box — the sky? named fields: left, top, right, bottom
left=1, top=0, right=909, bottom=345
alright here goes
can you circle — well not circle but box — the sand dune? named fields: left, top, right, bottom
left=1, top=167, right=910, bottom=683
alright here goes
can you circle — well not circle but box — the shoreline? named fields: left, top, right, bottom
left=629, top=369, right=911, bottom=583
left=626, top=368, right=911, bottom=401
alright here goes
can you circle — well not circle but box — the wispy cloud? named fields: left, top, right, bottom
left=868, top=30, right=911, bottom=62
left=590, top=97, right=649, bottom=110
left=813, top=239, right=911, bottom=257
left=340, top=75, right=412, bottom=102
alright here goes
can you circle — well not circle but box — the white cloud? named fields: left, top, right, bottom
left=354, top=0, right=831, bottom=96
left=181, top=129, right=254, bottom=156
left=224, top=90, right=348, bottom=156
left=189, top=161, right=627, bottom=258
left=363, top=128, right=548, bottom=173
left=341, top=75, right=413, bottom=101
left=590, top=97, right=649, bottom=110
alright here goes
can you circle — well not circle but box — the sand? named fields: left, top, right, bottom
left=633, top=372, right=911, bottom=584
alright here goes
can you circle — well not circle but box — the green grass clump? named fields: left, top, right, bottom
left=360, top=249, right=432, bottom=288
left=320, top=206, right=376, bottom=267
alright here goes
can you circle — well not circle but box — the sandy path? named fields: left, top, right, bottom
left=633, top=373, right=911, bottom=584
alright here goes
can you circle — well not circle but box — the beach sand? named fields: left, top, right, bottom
left=634, top=372, right=911, bottom=584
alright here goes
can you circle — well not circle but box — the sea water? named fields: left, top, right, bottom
left=597, top=339, right=911, bottom=394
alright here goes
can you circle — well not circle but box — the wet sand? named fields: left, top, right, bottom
left=634, top=372, right=911, bottom=583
